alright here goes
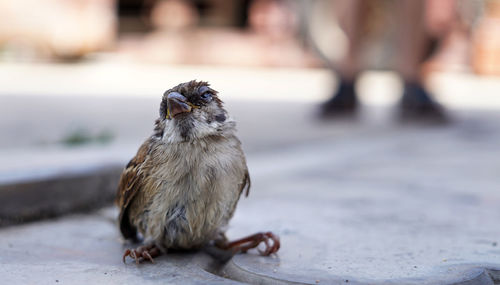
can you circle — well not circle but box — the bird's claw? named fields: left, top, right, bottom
left=220, top=231, right=280, bottom=256
left=122, top=244, right=160, bottom=264
left=256, top=232, right=280, bottom=256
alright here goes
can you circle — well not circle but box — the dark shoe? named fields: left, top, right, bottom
left=399, top=82, right=448, bottom=124
left=319, top=80, right=358, bottom=118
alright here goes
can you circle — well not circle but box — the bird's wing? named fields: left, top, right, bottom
left=235, top=141, right=251, bottom=198
left=241, top=170, right=251, bottom=197
left=116, top=140, right=152, bottom=241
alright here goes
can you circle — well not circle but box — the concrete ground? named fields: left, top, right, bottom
left=0, top=62, right=500, bottom=284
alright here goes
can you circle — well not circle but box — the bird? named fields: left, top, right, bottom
left=116, top=80, right=280, bottom=264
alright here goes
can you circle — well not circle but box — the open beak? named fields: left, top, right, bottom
left=167, top=92, right=192, bottom=119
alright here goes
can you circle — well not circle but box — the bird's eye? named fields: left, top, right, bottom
left=200, top=92, right=212, bottom=101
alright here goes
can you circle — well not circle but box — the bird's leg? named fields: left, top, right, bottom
left=218, top=232, right=280, bottom=256
left=123, top=243, right=162, bottom=264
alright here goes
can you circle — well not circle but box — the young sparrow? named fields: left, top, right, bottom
left=116, top=81, right=279, bottom=264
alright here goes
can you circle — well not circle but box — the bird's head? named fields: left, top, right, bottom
left=156, top=80, right=234, bottom=142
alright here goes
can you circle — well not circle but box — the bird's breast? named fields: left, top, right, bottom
left=137, top=137, right=245, bottom=249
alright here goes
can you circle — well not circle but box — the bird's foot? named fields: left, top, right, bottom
left=219, top=232, right=280, bottom=256
left=123, top=244, right=161, bottom=264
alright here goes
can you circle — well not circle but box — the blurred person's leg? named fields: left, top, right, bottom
left=394, top=0, right=447, bottom=122
left=319, top=0, right=364, bottom=117
left=422, top=0, right=471, bottom=74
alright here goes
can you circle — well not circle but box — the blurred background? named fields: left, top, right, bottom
left=1, top=0, right=500, bottom=143
left=1, top=0, right=500, bottom=224
left=1, top=0, right=499, bottom=71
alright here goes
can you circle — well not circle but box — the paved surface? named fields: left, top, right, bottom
left=228, top=120, right=500, bottom=284
left=1, top=105, right=500, bottom=284
left=1, top=63, right=500, bottom=284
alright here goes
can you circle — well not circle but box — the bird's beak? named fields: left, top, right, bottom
left=167, top=92, right=192, bottom=119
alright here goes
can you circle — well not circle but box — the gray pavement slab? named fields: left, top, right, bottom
left=1, top=110, right=500, bottom=284
left=0, top=95, right=356, bottom=151
left=227, top=125, right=500, bottom=284
left=0, top=208, right=244, bottom=285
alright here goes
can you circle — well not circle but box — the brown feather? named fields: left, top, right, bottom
left=116, top=140, right=152, bottom=240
